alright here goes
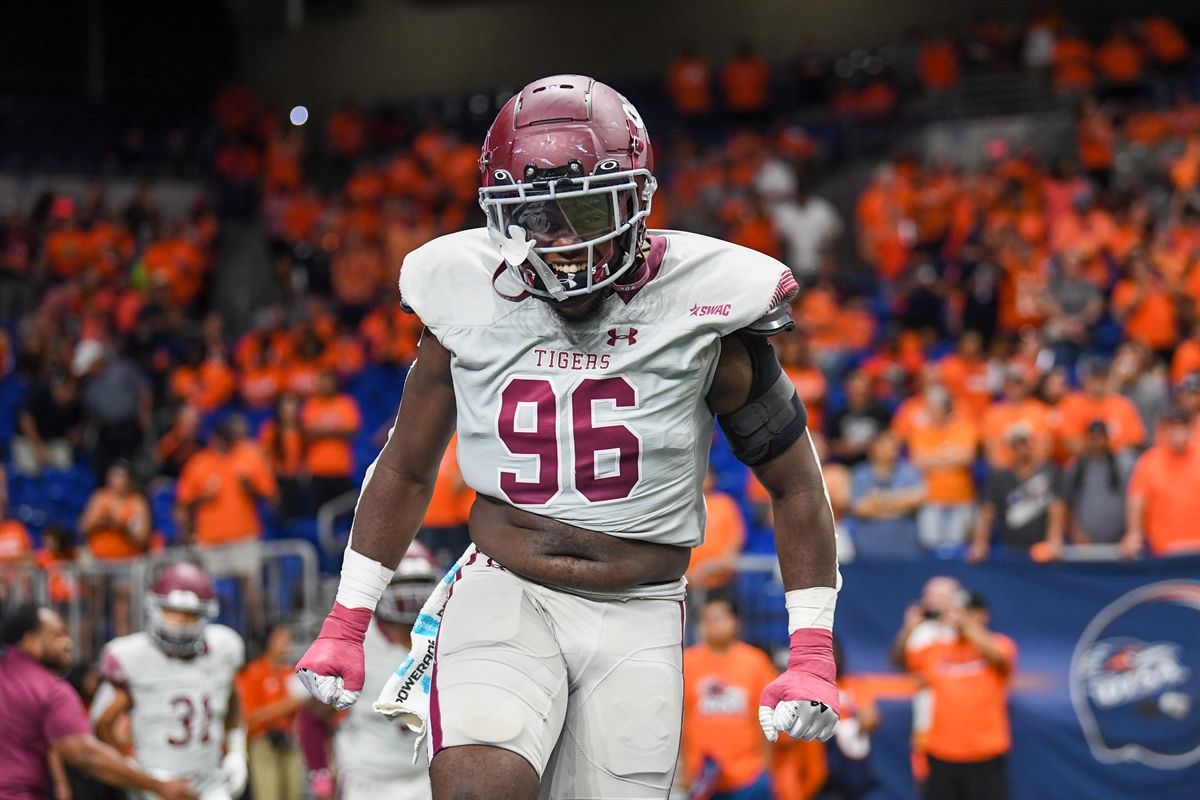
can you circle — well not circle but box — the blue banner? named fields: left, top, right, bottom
left=835, top=556, right=1200, bottom=800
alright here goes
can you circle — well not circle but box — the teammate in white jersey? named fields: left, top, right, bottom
left=329, top=543, right=439, bottom=799
left=94, top=562, right=248, bottom=800
left=298, top=74, right=842, bottom=799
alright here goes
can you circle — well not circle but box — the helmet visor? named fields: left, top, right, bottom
left=503, top=193, right=617, bottom=246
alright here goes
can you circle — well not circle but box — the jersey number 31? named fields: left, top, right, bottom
left=497, top=376, right=641, bottom=505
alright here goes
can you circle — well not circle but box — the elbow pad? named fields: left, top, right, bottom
left=717, top=334, right=808, bottom=466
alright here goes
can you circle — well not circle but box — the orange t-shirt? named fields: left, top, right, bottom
left=331, top=246, right=384, bottom=307
left=236, top=656, right=297, bottom=738
left=1095, top=38, right=1145, bottom=83
left=1172, top=340, right=1200, bottom=384
left=722, top=57, right=770, bottom=112
left=259, top=421, right=304, bottom=478
left=36, top=550, right=76, bottom=603
left=285, top=359, right=323, bottom=397
left=321, top=336, right=366, bottom=380
left=360, top=306, right=423, bottom=365
left=0, top=520, right=33, bottom=563
left=170, top=359, right=237, bottom=413
left=771, top=736, right=827, bottom=800
left=239, top=365, right=283, bottom=409
left=687, top=491, right=746, bottom=590
left=177, top=447, right=276, bottom=546
left=786, top=367, right=827, bottom=434
left=891, top=397, right=932, bottom=449
left=1054, top=392, right=1147, bottom=454
left=917, top=40, right=959, bottom=90
left=667, top=56, right=712, bottom=115
left=45, top=227, right=89, bottom=279
left=142, top=238, right=205, bottom=307
left=1128, top=445, right=1200, bottom=555
left=911, top=634, right=1016, bottom=762
left=301, top=395, right=362, bottom=478
left=909, top=420, right=979, bottom=504
left=1112, top=279, right=1178, bottom=351
left=683, top=642, right=778, bottom=792
left=85, top=490, right=150, bottom=560
left=982, top=399, right=1054, bottom=468
left=1054, top=37, right=1094, bottom=90
left=938, top=355, right=991, bottom=424
left=424, top=439, right=474, bottom=528
left=1145, top=17, right=1189, bottom=65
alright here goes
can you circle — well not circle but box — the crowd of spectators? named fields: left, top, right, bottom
left=662, top=14, right=1195, bottom=124
left=0, top=11, right=1198, bottom=662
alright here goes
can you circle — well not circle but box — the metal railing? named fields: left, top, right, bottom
left=316, top=490, right=359, bottom=557
left=0, top=538, right=324, bottom=663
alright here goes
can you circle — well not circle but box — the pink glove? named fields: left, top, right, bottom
left=758, top=628, right=840, bottom=743
left=296, top=602, right=372, bottom=710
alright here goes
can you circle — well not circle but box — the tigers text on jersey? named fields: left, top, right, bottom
left=399, top=228, right=798, bottom=547
left=98, top=625, right=244, bottom=785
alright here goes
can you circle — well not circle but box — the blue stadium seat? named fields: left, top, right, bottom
left=150, top=481, right=179, bottom=544
left=733, top=569, right=789, bottom=651
left=0, top=375, right=29, bottom=457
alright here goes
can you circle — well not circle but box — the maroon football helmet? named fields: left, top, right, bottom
left=478, top=75, right=657, bottom=301
left=376, top=541, right=441, bottom=625
left=144, top=561, right=218, bottom=658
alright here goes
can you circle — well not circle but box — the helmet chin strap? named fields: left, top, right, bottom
left=489, top=225, right=568, bottom=301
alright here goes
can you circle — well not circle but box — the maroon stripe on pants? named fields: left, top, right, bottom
left=431, top=551, right=477, bottom=755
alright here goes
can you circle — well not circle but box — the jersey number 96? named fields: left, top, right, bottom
left=497, top=376, right=641, bottom=505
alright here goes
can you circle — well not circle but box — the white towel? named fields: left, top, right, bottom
left=373, top=544, right=475, bottom=759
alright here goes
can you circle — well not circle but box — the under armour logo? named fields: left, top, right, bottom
left=607, top=328, right=638, bottom=346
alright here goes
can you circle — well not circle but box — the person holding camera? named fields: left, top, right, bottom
left=908, top=592, right=1016, bottom=800
left=890, top=576, right=964, bottom=792
left=236, top=622, right=307, bottom=800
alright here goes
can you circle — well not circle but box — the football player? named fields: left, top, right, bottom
left=298, top=75, right=840, bottom=799
left=93, top=561, right=248, bottom=800
left=328, top=543, right=439, bottom=799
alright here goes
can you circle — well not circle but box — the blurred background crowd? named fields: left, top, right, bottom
left=3, top=2, right=1200, bottom=798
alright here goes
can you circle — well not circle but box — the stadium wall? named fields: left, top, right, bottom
left=245, top=0, right=979, bottom=107
left=244, top=0, right=1200, bottom=108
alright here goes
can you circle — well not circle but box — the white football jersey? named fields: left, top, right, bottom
left=334, top=618, right=428, bottom=784
left=399, top=228, right=797, bottom=547
left=98, top=625, right=244, bottom=787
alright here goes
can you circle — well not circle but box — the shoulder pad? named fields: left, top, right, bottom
left=397, top=228, right=510, bottom=331
left=744, top=301, right=796, bottom=337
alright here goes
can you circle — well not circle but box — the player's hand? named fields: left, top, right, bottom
left=221, top=750, right=248, bottom=798
left=296, top=602, right=372, bottom=710
left=152, top=777, right=199, bottom=800
left=759, top=628, right=840, bottom=744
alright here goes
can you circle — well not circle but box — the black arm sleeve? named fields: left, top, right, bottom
left=716, top=333, right=809, bottom=466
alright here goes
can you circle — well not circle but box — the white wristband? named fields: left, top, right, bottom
left=225, top=726, right=248, bottom=759
left=785, top=573, right=840, bottom=634
left=335, top=548, right=395, bottom=610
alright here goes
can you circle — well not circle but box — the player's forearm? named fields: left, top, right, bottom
left=772, top=489, right=838, bottom=590
left=244, top=696, right=302, bottom=728
left=346, top=461, right=437, bottom=568
left=56, top=735, right=163, bottom=793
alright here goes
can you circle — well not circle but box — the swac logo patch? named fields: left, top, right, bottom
left=1070, top=581, right=1200, bottom=769
left=607, top=328, right=637, bottom=346
left=689, top=303, right=732, bottom=317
